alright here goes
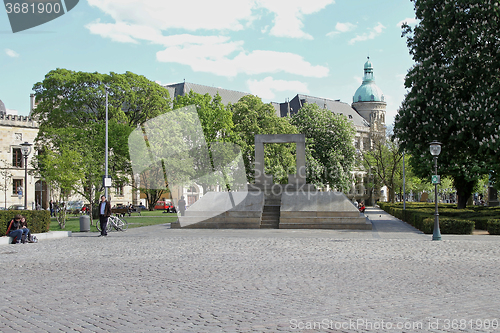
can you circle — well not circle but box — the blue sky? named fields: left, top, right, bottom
left=1, top=0, right=417, bottom=126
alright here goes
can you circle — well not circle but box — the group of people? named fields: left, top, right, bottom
left=5, top=214, right=35, bottom=244
left=353, top=200, right=366, bottom=213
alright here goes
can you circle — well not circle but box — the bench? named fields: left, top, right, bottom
left=111, top=207, right=141, bottom=217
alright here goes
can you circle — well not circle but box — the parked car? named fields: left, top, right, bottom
left=7, top=204, right=25, bottom=210
left=155, top=200, right=176, bottom=212
left=133, top=204, right=147, bottom=211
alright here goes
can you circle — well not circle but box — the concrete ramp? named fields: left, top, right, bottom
left=280, top=192, right=372, bottom=229
left=171, top=191, right=264, bottom=228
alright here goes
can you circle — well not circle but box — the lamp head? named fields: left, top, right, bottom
left=429, top=141, right=442, bottom=156
left=20, top=141, right=32, bottom=157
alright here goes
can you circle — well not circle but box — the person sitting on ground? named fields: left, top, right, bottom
left=5, top=214, right=24, bottom=244
left=20, top=215, right=34, bottom=243
left=359, top=201, right=366, bottom=213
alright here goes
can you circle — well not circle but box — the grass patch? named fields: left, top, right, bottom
left=49, top=213, right=178, bottom=233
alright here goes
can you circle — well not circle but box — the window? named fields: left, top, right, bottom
left=12, top=148, right=23, bottom=167
left=12, top=179, right=23, bottom=195
left=355, top=138, right=360, bottom=149
left=115, top=185, right=124, bottom=197
left=363, top=138, right=370, bottom=150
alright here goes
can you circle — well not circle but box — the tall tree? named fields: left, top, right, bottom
left=32, top=69, right=169, bottom=221
left=0, top=159, right=12, bottom=209
left=230, top=95, right=298, bottom=184
left=394, top=0, right=500, bottom=208
left=290, top=103, right=356, bottom=191
left=37, top=146, right=84, bottom=228
left=361, top=133, right=403, bottom=203
left=172, top=91, right=236, bottom=193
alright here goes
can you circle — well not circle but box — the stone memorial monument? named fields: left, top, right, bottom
left=172, top=134, right=371, bottom=229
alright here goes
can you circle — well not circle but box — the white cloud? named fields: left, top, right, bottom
left=326, top=22, right=356, bottom=37
left=86, top=0, right=332, bottom=78
left=87, top=0, right=254, bottom=31
left=87, top=0, right=334, bottom=39
left=353, top=76, right=362, bottom=85
left=256, top=0, right=335, bottom=39
left=5, top=49, right=19, bottom=58
left=396, top=17, right=419, bottom=28
left=156, top=47, right=329, bottom=78
left=348, top=23, right=385, bottom=45
left=247, top=76, right=309, bottom=99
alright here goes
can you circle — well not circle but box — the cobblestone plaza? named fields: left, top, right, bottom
left=1, top=208, right=500, bottom=332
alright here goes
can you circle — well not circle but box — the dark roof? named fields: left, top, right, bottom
left=281, top=94, right=369, bottom=127
left=0, top=100, right=6, bottom=115
left=164, top=82, right=250, bottom=105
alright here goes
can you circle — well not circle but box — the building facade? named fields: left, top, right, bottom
left=0, top=109, right=40, bottom=209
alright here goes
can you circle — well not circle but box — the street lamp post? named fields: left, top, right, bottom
left=403, top=151, right=406, bottom=210
left=105, top=87, right=109, bottom=200
left=430, top=141, right=442, bottom=241
left=20, top=142, right=32, bottom=210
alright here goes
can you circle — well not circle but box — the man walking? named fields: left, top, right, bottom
left=99, top=195, right=111, bottom=237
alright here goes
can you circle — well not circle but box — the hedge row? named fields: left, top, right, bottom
left=487, top=219, right=500, bottom=235
left=1, top=210, right=50, bottom=235
left=378, top=202, right=475, bottom=234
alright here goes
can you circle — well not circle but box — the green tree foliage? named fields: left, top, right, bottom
left=32, top=69, right=170, bottom=126
left=230, top=95, right=298, bottom=184
left=394, top=0, right=500, bottom=208
left=0, top=159, right=12, bottom=209
left=290, top=103, right=356, bottom=190
left=32, top=69, right=169, bottom=221
left=173, top=91, right=236, bottom=192
left=361, top=136, right=403, bottom=203
left=37, top=146, right=83, bottom=228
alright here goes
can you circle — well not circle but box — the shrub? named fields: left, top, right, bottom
left=1, top=210, right=50, bottom=235
left=422, top=217, right=474, bottom=234
left=487, top=219, right=500, bottom=235
left=470, top=217, right=490, bottom=230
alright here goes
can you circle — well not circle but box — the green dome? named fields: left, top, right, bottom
left=353, top=58, right=385, bottom=103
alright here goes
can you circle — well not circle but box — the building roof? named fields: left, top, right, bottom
left=284, top=94, right=369, bottom=128
left=164, top=82, right=250, bottom=105
left=0, top=100, right=6, bottom=115
left=353, top=58, right=385, bottom=103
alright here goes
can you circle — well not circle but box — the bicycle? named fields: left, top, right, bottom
left=96, top=215, right=128, bottom=232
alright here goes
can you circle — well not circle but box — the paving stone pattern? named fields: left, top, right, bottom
left=1, top=207, right=500, bottom=332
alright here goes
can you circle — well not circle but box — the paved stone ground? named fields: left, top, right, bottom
left=1, top=207, right=500, bottom=332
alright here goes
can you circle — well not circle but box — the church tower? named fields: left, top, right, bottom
left=352, top=58, right=386, bottom=139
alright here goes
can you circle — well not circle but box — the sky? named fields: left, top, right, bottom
left=0, top=0, right=418, bottom=126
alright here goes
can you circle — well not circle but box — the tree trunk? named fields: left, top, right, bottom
left=453, top=176, right=476, bottom=209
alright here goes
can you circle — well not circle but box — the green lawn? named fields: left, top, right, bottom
left=49, top=212, right=178, bottom=233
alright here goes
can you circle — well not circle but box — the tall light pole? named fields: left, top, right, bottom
left=403, top=151, right=406, bottom=210
left=105, top=87, right=108, bottom=200
left=20, top=142, right=32, bottom=209
left=430, top=141, right=442, bottom=241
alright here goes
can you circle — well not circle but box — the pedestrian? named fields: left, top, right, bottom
left=5, top=214, right=23, bottom=244
left=178, top=196, right=186, bottom=216
left=49, top=199, right=54, bottom=217
left=359, top=201, right=366, bottom=213
left=19, top=215, right=31, bottom=243
left=98, top=195, right=111, bottom=237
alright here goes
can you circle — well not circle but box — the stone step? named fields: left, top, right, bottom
left=263, top=205, right=280, bottom=211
